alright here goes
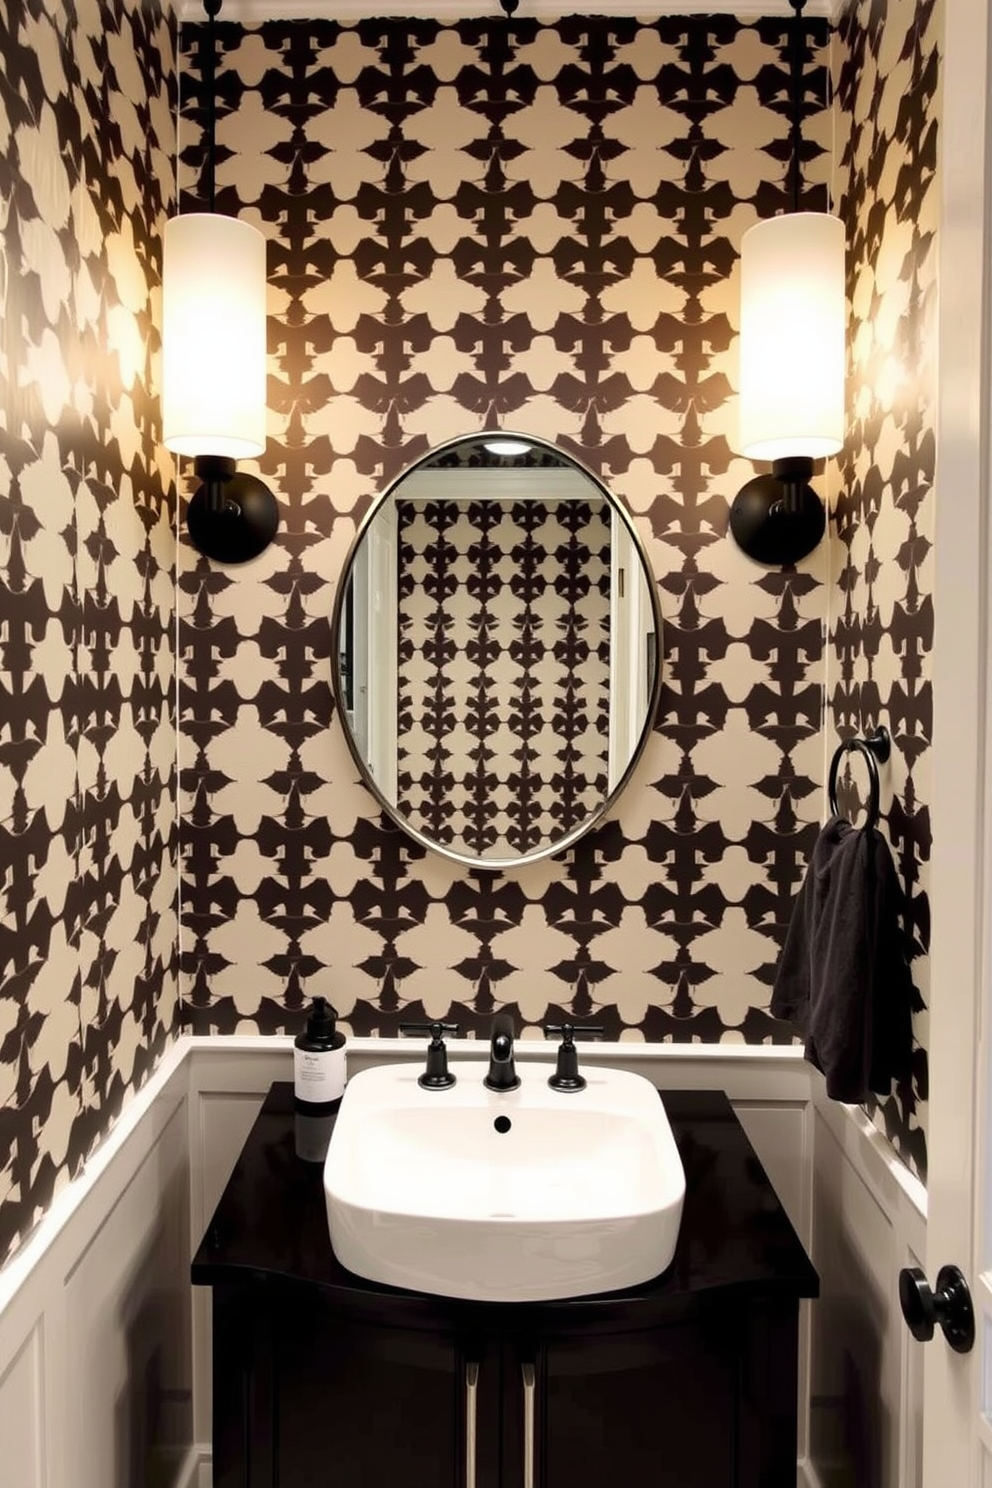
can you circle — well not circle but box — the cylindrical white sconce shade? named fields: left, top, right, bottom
left=738, top=211, right=845, bottom=461
left=162, top=213, right=267, bottom=460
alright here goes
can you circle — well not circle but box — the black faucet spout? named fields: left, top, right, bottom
left=484, top=1013, right=520, bottom=1092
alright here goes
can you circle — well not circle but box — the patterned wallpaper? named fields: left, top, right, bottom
left=177, top=14, right=836, bottom=1046
left=829, top=0, right=939, bottom=1181
left=395, top=494, right=611, bottom=858
left=0, top=1, right=178, bottom=1264
left=0, top=0, right=940, bottom=1265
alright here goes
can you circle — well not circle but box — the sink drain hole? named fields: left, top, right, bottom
left=493, top=1115, right=512, bottom=1134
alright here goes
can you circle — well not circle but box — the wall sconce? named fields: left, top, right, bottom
left=729, top=0, right=845, bottom=567
left=162, top=0, right=278, bottom=564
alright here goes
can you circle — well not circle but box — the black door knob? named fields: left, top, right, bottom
left=898, top=1264, right=975, bottom=1354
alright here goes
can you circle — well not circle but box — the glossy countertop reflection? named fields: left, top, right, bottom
left=192, top=1082, right=818, bottom=1329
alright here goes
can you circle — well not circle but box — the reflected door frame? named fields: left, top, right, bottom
left=609, top=511, right=650, bottom=791
left=363, top=499, right=397, bottom=802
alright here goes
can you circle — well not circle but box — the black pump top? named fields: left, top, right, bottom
left=305, top=997, right=339, bottom=1041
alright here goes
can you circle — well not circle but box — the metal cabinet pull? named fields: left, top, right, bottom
left=465, top=1361, right=480, bottom=1488
left=521, top=1361, right=536, bottom=1488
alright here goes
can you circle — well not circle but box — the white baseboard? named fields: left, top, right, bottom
left=172, top=1444, right=211, bottom=1488
left=798, top=1458, right=825, bottom=1488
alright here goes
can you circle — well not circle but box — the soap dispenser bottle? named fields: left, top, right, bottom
left=294, top=997, right=346, bottom=1114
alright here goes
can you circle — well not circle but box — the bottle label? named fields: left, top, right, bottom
left=294, top=1045, right=345, bottom=1105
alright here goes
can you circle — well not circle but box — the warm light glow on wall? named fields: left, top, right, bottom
left=162, top=212, right=267, bottom=460
left=738, top=211, right=846, bottom=462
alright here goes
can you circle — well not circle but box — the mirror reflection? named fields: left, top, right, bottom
left=333, top=434, right=661, bottom=869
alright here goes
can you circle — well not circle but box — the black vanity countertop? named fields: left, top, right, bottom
left=191, top=1082, right=818, bottom=1332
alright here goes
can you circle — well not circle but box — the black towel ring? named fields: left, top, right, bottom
left=828, top=727, right=891, bottom=830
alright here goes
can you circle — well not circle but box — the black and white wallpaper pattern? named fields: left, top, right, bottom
left=395, top=494, right=611, bottom=857
left=178, top=14, right=836, bottom=1038
left=0, top=0, right=939, bottom=1265
left=829, top=0, right=939, bottom=1179
left=0, top=0, right=178, bottom=1263
left=176, top=3, right=935, bottom=1180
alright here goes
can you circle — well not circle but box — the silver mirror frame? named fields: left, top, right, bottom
left=330, top=431, right=664, bottom=871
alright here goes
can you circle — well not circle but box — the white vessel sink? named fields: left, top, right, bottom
left=323, top=1060, right=685, bottom=1303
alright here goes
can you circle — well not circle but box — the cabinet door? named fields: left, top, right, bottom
left=518, top=1304, right=801, bottom=1488
left=523, top=1317, right=738, bottom=1488
left=212, top=1284, right=495, bottom=1488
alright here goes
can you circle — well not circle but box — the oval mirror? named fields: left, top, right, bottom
left=331, top=432, right=662, bottom=870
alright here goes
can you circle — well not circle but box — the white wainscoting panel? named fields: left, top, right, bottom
left=0, top=1039, right=194, bottom=1488
left=733, top=1100, right=812, bottom=1246
left=0, top=1319, right=45, bottom=1488
left=64, top=1100, right=192, bottom=1488
left=808, top=1087, right=927, bottom=1488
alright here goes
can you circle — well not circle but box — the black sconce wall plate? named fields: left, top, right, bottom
left=729, top=455, right=826, bottom=566
left=187, top=455, right=279, bottom=564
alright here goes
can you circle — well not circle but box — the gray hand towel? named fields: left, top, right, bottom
left=771, top=815, right=914, bottom=1103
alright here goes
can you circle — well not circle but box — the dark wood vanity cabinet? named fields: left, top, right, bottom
left=194, top=1084, right=817, bottom=1488
left=211, top=1287, right=468, bottom=1487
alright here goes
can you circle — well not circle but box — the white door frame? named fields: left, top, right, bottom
left=922, top=0, right=992, bottom=1478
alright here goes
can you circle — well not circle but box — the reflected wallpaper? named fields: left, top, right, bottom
left=395, top=494, right=612, bottom=858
